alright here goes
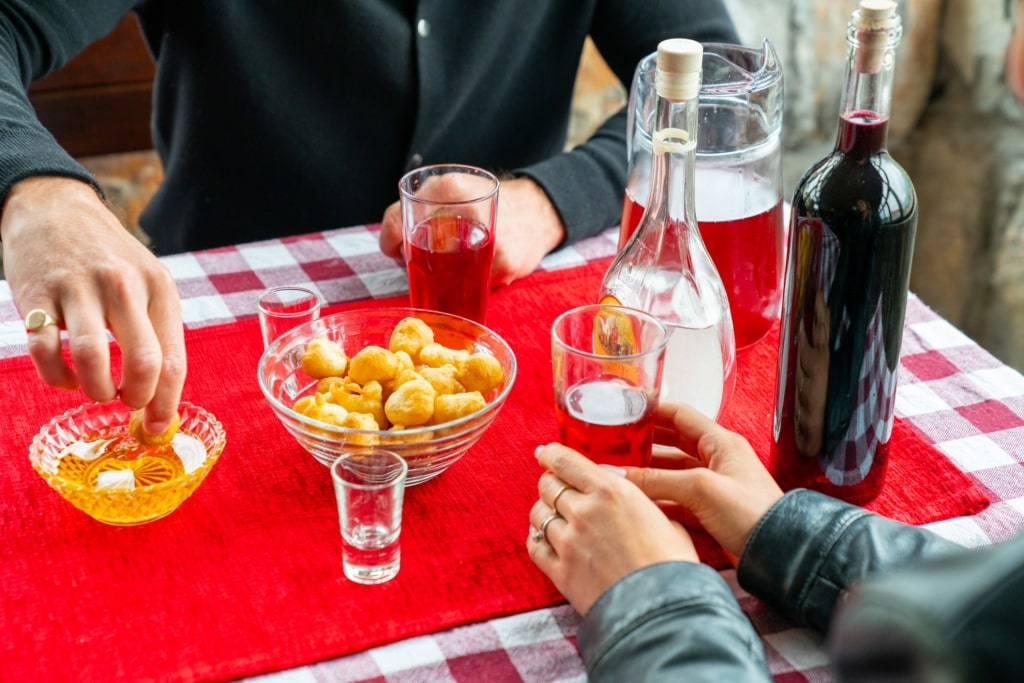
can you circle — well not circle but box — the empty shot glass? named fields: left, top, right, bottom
left=331, top=449, right=409, bottom=585
left=257, top=286, right=322, bottom=348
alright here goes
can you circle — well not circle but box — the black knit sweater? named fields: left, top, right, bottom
left=0, top=0, right=736, bottom=255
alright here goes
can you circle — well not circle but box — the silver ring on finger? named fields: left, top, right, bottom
left=539, top=510, right=563, bottom=544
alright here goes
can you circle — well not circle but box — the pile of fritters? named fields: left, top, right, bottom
left=292, top=316, right=504, bottom=445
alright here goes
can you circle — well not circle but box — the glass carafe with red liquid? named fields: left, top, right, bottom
left=621, top=40, right=784, bottom=350
left=601, top=38, right=736, bottom=421
left=771, top=0, right=917, bottom=503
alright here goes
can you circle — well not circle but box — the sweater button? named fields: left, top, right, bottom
left=417, top=19, right=430, bottom=38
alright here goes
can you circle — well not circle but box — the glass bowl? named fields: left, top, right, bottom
left=29, top=401, right=226, bottom=526
left=258, top=307, right=517, bottom=485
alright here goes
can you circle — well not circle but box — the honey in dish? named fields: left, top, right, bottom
left=58, top=435, right=186, bottom=489
left=52, top=426, right=209, bottom=524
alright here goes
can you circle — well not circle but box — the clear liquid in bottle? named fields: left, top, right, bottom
left=600, top=38, right=736, bottom=421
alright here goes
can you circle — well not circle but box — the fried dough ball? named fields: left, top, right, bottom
left=419, top=342, right=470, bottom=371
left=293, top=315, right=503, bottom=433
left=457, top=352, right=504, bottom=394
left=300, top=337, right=348, bottom=379
left=380, top=354, right=415, bottom=401
left=395, top=350, right=415, bottom=373
left=389, top=317, right=434, bottom=361
left=348, top=345, right=402, bottom=384
left=387, top=424, right=435, bottom=444
left=328, top=380, right=386, bottom=430
left=385, top=368, right=423, bottom=399
left=433, top=391, right=486, bottom=424
left=419, top=364, right=465, bottom=396
left=129, top=408, right=180, bottom=446
left=341, top=412, right=381, bottom=446
left=392, top=368, right=423, bottom=386
left=385, top=377, right=436, bottom=426
left=293, top=393, right=349, bottom=426
left=292, top=394, right=319, bottom=416
left=316, top=376, right=346, bottom=394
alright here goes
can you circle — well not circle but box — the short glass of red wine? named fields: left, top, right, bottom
left=551, top=304, right=670, bottom=468
left=399, top=163, right=499, bottom=325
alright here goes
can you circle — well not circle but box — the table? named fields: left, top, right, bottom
left=2, top=224, right=1022, bottom=682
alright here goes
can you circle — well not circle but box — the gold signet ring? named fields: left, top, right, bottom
left=24, top=309, right=58, bottom=333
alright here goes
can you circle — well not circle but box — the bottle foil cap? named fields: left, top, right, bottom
left=655, top=38, right=702, bottom=101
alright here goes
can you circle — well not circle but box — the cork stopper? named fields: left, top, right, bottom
left=655, top=38, right=703, bottom=102
left=854, top=0, right=899, bottom=30
left=851, top=0, right=901, bottom=74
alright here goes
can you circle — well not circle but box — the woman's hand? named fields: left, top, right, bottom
left=632, top=402, right=784, bottom=561
left=527, top=443, right=698, bottom=616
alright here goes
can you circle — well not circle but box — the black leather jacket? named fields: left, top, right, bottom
left=579, top=489, right=1024, bottom=681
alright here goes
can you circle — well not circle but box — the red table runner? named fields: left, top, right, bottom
left=0, top=260, right=988, bottom=682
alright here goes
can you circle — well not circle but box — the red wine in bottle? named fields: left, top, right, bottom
left=771, top=1, right=917, bottom=504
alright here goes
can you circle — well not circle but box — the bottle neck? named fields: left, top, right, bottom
left=643, top=92, right=698, bottom=229
left=835, top=23, right=901, bottom=155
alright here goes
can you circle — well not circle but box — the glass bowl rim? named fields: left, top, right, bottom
left=29, top=400, right=227, bottom=497
left=257, top=306, right=518, bottom=439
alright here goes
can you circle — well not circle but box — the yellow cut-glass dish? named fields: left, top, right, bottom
left=30, top=401, right=226, bottom=525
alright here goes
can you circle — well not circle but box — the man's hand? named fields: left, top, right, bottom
left=1, top=176, right=186, bottom=434
left=379, top=175, right=565, bottom=287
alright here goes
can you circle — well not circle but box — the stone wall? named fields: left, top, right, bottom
left=722, top=0, right=1024, bottom=372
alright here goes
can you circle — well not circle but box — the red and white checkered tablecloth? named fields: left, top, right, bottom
left=3, top=224, right=1022, bottom=683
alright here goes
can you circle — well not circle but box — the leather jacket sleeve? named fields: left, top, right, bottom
left=578, top=561, right=772, bottom=682
left=737, top=489, right=965, bottom=634
left=743, top=489, right=1024, bottom=681
left=829, top=529, right=1024, bottom=682
left=577, top=489, right=1024, bottom=681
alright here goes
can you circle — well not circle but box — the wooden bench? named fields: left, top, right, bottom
left=28, top=14, right=155, bottom=157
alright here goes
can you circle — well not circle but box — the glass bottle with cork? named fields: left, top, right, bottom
left=599, top=38, right=736, bottom=421
left=770, top=0, right=918, bottom=503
